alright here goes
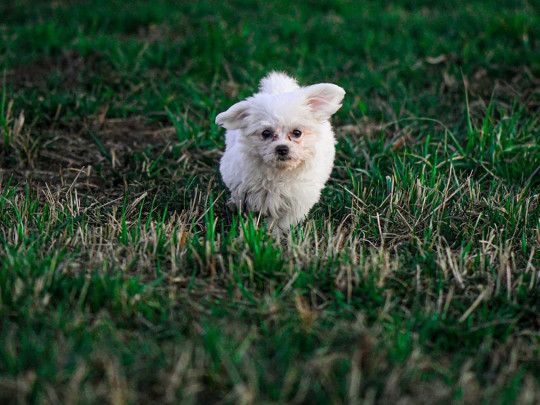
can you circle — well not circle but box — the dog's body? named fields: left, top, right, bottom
left=216, top=72, right=345, bottom=233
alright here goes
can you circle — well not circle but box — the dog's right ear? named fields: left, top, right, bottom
left=215, top=100, right=251, bottom=130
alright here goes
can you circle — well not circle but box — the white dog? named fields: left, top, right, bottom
left=216, top=72, right=345, bottom=233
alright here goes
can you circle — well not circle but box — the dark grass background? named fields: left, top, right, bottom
left=1, top=1, right=539, bottom=404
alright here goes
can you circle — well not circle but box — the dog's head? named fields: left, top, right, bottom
left=216, top=82, right=345, bottom=170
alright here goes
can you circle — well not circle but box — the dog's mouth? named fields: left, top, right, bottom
left=273, top=156, right=303, bottom=170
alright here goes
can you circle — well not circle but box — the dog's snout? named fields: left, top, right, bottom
left=275, top=145, right=289, bottom=157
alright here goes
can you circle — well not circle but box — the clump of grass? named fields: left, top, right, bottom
left=0, top=94, right=38, bottom=168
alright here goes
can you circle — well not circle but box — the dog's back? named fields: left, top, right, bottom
left=258, top=71, right=300, bottom=94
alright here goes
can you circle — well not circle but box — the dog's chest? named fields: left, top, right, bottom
left=239, top=166, right=318, bottom=214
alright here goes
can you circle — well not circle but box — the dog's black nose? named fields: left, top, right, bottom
left=275, top=145, right=289, bottom=157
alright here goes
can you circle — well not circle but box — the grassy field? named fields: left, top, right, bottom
left=1, top=0, right=539, bottom=403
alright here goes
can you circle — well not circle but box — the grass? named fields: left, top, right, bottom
left=1, top=0, right=539, bottom=403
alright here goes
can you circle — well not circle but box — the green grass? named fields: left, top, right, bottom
left=1, top=0, right=539, bottom=403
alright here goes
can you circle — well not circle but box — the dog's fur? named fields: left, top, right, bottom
left=216, top=72, right=345, bottom=233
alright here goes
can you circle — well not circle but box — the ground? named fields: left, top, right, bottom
left=0, top=1, right=539, bottom=404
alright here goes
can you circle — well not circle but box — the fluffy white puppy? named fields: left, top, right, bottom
left=216, top=72, right=345, bottom=233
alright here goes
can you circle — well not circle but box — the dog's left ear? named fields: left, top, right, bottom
left=215, top=100, right=251, bottom=130
left=303, top=83, right=345, bottom=120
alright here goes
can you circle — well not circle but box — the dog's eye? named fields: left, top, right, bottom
left=262, top=129, right=273, bottom=139
left=292, top=129, right=302, bottom=138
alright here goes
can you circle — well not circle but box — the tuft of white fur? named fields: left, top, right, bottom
left=216, top=72, right=345, bottom=234
left=259, top=71, right=300, bottom=94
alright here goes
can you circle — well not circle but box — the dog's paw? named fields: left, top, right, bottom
left=226, top=199, right=237, bottom=211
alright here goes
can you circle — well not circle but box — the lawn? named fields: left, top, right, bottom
left=1, top=0, right=539, bottom=403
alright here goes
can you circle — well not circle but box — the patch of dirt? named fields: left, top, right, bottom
left=6, top=49, right=107, bottom=92
left=441, top=64, right=540, bottom=118
left=1, top=115, right=176, bottom=196
left=338, top=63, right=540, bottom=146
left=468, top=67, right=540, bottom=115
